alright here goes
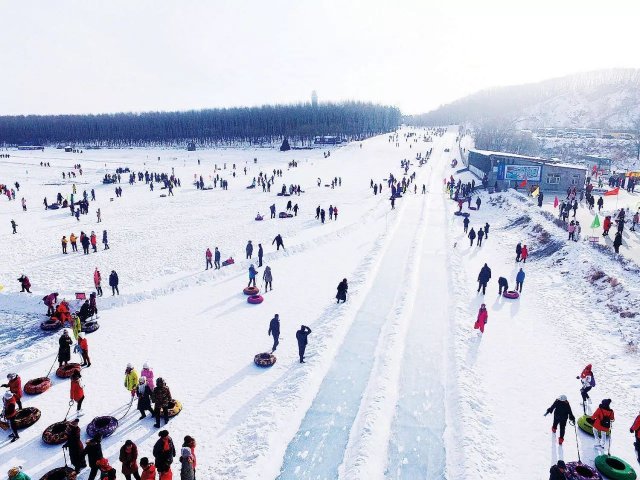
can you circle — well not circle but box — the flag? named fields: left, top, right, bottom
left=554, top=196, right=559, bottom=208
left=591, top=214, right=601, bottom=229
left=604, top=187, right=620, bottom=196
left=531, top=186, right=540, bottom=198
left=519, top=179, right=527, bottom=187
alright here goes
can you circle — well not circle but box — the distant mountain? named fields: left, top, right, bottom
left=408, top=69, right=640, bottom=130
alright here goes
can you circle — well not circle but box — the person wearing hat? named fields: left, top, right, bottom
left=124, top=364, right=139, bottom=398
left=592, top=398, right=615, bottom=449
left=248, top=264, right=258, bottom=288
left=474, top=304, right=488, bottom=335
left=7, top=466, right=30, bottom=480
left=2, top=391, right=19, bottom=442
left=182, top=436, right=197, bottom=478
left=141, top=363, right=155, bottom=390
left=63, top=419, right=87, bottom=473
left=153, top=430, right=176, bottom=478
left=78, top=333, right=91, bottom=367
left=545, top=395, right=575, bottom=445
left=84, top=435, right=104, bottom=480
left=179, top=446, right=195, bottom=480
left=152, top=378, right=172, bottom=428
left=136, top=377, right=154, bottom=420
left=549, top=460, right=567, bottom=480
left=1, top=373, right=23, bottom=409
left=58, top=329, right=73, bottom=367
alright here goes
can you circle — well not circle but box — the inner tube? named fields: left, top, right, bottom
left=594, top=455, right=636, bottom=480
left=255, top=216, right=264, bottom=221
left=24, top=377, right=52, bottom=395
left=40, top=319, right=62, bottom=331
left=38, top=467, right=77, bottom=480
left=81, top=321, right=100, bottom=333
left=578, top=414, right=611, bottom=435
left=86, top=415, right=118, bottom=438
left=167, top=400, right=183, bottom=418
left=243, top=286, right=259, bottom=296
left=56, top=363, right=82, bottom=379
left=42, top=421, right=72, bottom=445
left=13, top=407, right=42, bottom=429
left=453, top=211, right=470, bottom=217
left=503, top=291, right=520, bottom=299
left=247, top=295, right=264, bottom=305
left=565, top=462, right=603, bottom=479
left=254, top=352, right=276, bottom=367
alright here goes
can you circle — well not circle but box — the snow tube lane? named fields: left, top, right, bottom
left=277, top=196, right=427, bottom=480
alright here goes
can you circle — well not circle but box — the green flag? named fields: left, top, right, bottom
left=591, top=214, right=601, bottom=229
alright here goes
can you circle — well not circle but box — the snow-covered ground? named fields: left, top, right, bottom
left=3, top=128, right=640, bottom=479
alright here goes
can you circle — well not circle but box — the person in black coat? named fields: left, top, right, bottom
left=109, top=270, right=119, bottom=295
left=614, top=232, right=623, bottom=253
left=468, top=228, right=476, bottom=246
left=477, top=228, right=484, bottom=247
left=268, top=314, right=280, bottom=353
left=477, top=264, right=491, bottom=295
left=136, top=377, right=154, bottom=419
left=258, top=244, right=264, bottom=267
left=296, top=325, right=312, bottom=363
left=58, top=330, right=73, bottom=367
left=516, top=242, right=523, bottom=262
left=78, top=300, right=92, bottom=322
left=484, top=222, right=490, bottom=239
left=462, top=216, right=469, bottom=233
left=549, top=460, right=567, bottom=480
left=63, top=419, right=87, bottom=473
left=153, top=430, right=176, bottom=474
left=272, top=234, right=285, bottom=251
left=538, top=191, right=544, bottom=208
left=336, top=279, right=348, bottom=304
left=498, top=277, right=509, bottom=295
left=84, top=435, right=104, bottom=480
left=545, top=395, right=575, bottom=445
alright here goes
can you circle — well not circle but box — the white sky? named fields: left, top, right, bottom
left=1, top=0, right=639, bottom=116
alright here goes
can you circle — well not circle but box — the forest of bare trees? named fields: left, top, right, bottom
left=0, top=102, right=401, bottom=147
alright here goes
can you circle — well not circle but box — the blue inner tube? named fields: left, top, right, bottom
left=81, top=321, right=99, bottom=333
left=86, top=415, right=118, bottom=438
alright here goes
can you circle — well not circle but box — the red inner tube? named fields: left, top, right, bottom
left=25, top=377, right=52, bottom=395
left=247, top=295, right=264, bottom=304
left=503, top=290, right=520, bottom=299
left=42, top=421, right=71, bottom=445
left=243, top=287, right=259, bottom=296
left=56, top=363, right=82, bottom=378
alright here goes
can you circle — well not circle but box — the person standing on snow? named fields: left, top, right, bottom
left=477, top=263, right=492, bottom=295
left=462, top=216, right=469, bottom=233
left=549, top=460, right=567, bottom=480
left=102, top=230, right=109, bottom=250
left=153, top=430, right=176, bottom=477
left=153, top=378, right=172, bottom=428
left=140, top=458, right=156, bottom=480
left=205, top=248, right=213, bottom=270
left=591, top=398, right=614, bottom=449
left=124, top=364, right=139, bottom=398
left=11, top=219, right=17, bottom=234
left=597, top=196, right=604, bottom=211
left=2, top=373, right=23, bottom=409
left=614, top=232, right=623, bottom=254
left=467, top=227, right=476, bottom=247
left=629, top=412, right=640, bottom=462
left=94, top=268, right=103, bottom=297
left=84, top=435, right=104, bottom=480
left=515, top=242, right=523, bottom=262
left=296, top=325, right=312, bottom=363
left=474, top=304, right=488, bottom=335
left=58, top=329, right=73, bottom=367
left=109, top=270, right=119, bottom=295
left=214, top=247, right=221, bottom=269
left=70, top=370, right=85, bottom=415
left=515, top=268, right=525, bottom=293
left=545, top=394, right=575, bottom=445
left=577, top=364, right=595, bottom=408
left=476, top=197, right=481, bottom=210
left=248, top=264, right=258, bottom=287
left=477, top=227, right=484, bottom=247
left=498, top=277, right=509, bottom=295
left=521, top=244, right=528, bottom=263
left=78, top=332, right=91, bottom=367
left=336, top=278, right=348, bottom=304
left=119, top=440, right=142, bottom=480
left=270, top=204, right=276, bottom=219
left=18, top=274, right=31, bottom=293
left=70, top=232, right=78, bottom=252
left=141, top=363, right=155, bottom=390
left=246, top=240, right=253, bottom=259
left=2, top=391, right=20, bottom=442
left=272, top=234, right=285, bottom=251
left=90, top=231, right=97, bottom=252
left=268, top=314, right=280, bottom=352
left=62, top=235, right=68, bottom=254
left=263, top=266, right=273, bottom=292
left=63, top=419, right=87, bottom=473
left=258, top=243, right=264, bottom=267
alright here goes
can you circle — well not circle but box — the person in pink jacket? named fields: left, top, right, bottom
left=141, top=363, right=155, bottom=390
left=94, top=268, right=103, bottom=297
left=474, top=304, right=488, bottom=335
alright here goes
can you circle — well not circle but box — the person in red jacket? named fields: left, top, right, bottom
left=94, top=268, right=103, bottom=297
left=119, top=439, right=141, bottom=480
left=183, top=435, right=197, bottom=477
left=205, top=248, right=213, bottom=270
left=603, top=216, right=612, bottom=236
left=70, top=370, right=85, bottom=415
left=2, top=391, right=19, bottom=442
left=630, top=412, right=640, bottom=461
left=474, top=304, right=488, bottom=335
left=2, top=373, right=23, bottom=409
left=520, top=245, right=529, bottom=263
left=140, top=457, right=157, bottom=480
left=78, top=332, right=91, bottom=367
left=90, top=231, right=98, bottom=253
left=592, top=398, right=614, bottom=449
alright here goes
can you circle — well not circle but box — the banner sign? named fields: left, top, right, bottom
left=501, top=164, right=541, bottom=181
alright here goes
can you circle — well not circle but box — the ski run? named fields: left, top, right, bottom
left=4, top=127, right=640, bottom=479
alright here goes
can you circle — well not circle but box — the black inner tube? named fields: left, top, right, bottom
left=575, top=465, right=595, bottom=477
left=48, top=468, right=74, bottom=480
left=606, top=458, right=626, bottom=471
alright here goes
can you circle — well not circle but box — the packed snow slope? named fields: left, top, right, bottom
left=3, top=128, right=640, bottom=479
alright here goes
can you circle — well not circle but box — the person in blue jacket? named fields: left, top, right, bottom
left=248, top=265, right=258, bottom=287
left=516, top=268, right=525, bottom=292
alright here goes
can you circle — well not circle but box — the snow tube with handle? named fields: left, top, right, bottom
left=453, top=211, right=470, bottom=217
left=39, top=467, right=77, bottom=480
left=247, top=295, right=263, bottom=304
left=255, top=215, right=264, bottom=221
left=221, top=258, right=235, bottom=267
left=40, top=319, right=62, bottom=331
left=86, top=415, right=118, bottom=438
left=42, top=421, right=72, bottom=445
left=81, top=320, right=99, bottom=333
left=578, top=414, right=611, bottom=435
left=243, top=286, right=259, bottom=296
left=24, top=377, right=52, bottom=395
left=56, top=363, right=82, bottom=379
left=594, top=455, right=637, bottom=480
left=13, top=407, right=41, bottom=429
left=565, top=462, right=603, bottom=479
left=254, top=352, right=276, bottom=367
left=503, top=290, right=520, bottom=299
left=167, top=400, right=183, bottom=418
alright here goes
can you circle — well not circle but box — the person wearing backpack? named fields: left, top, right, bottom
left=545, top=394, right=575, bottom=445
left=577, top=364, right=595, bottom=408
left=592, top=398, right=614, bottom=449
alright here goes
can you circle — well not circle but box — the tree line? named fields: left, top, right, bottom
left=0, top=102, right=401, bottom=147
